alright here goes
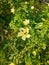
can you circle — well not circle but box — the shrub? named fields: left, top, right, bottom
left=0, top=0, right=49, bottom=65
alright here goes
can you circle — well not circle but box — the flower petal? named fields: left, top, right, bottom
left=26, top=34, right=31, bottom=38
left=22, top=35, right=26, bottom=41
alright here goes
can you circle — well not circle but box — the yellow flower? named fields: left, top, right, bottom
left=11, top=7, right=15, bottom=14
left=17, top=28, right=25, bottom=37
left=17, top=28, right=31, bottom=41
left=9, top=62, right=15, bottom=65
left=48, top=3, right=49, bottom=6
left=22, top=33, right=31, bottom=41
left=47, top=60, right=49, bottom=64
left=25, top=1, right=28, bottom=4
left=32, top=51, right=36, bottom=56
left=31, top=6, right=34, bottom=10
left=23, top=19, right=29, bottom=25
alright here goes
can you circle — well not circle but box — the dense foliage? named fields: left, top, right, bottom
left=0, top=0, right=49, bottom=65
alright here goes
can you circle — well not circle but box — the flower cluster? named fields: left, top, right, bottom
left=17, top=19, right=31, bottom=41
